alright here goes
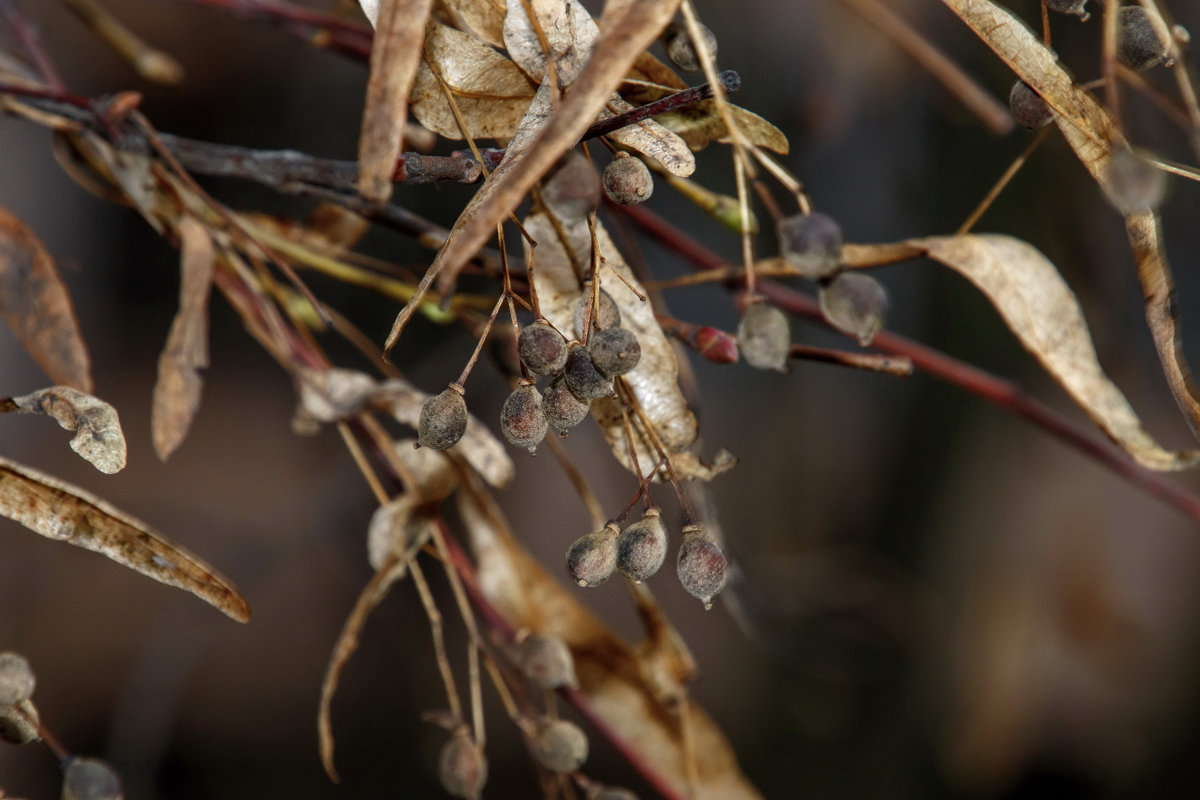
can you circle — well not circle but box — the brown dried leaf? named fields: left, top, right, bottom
left=152, top=216, right=215, bottom=462
left=0, top=205, right=92, bottom=392
left=358, top=0, right=434, bottom=202
left=620, top=81, right=789, bottom=154
left=525, top=212, right=730, bottom=480
left=0, top=456, right=249, bottom=622
left=942, top=0, right=1200, bottom=449
left=439, top=0, right=507, bottom=47
left=293, top=367, right=515, bottom=488
left=603, top=95, right=696, bottom=176
left=503, top=0, right=597, bottom=86
left=410, top=20, right=537, bottom=140
left=911, top=234, right=1198, bottom=471
left=627, top=51, right=687, bottom=90
left=5, top=386, right=126, bottom=474
left=457, top=475, right=761, bottom=799
left=385, top=0, right=682, bottom=347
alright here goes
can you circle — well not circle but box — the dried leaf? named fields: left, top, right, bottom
left=439, top=0, right=507, bottom=47
left=0, top=205, right=92, bottom=392
left=0, top=456, right=249, bottom=622
left=911, top=234, right=1198, bottom=471
left=525, top=212, right=730, bottom=480
left=603, top=95, right=696, bottom=176
left=503, top=0, right=597, bottom=86
left=620, top=81, right=788, bottom=154
left=385, top=0, right=682, bottom=347
left=410, top=21, right=537, bottom=140
left=294, top=367, right=515, bottom=488
left=941, top=0, right=1200, bottom=449
left=152, top=216, right=215, bottom=461
left=457, top=475, right=761, bottom=799
left=358, top=0, right=434, bottom=202
left=627, top=51, right=687, bottom=90
left=5, top=387, right=126, bottom=474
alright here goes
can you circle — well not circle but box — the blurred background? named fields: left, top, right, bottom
left=5, top=0, right=1200, bottom=797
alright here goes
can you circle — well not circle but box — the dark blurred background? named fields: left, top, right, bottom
left=5, top=0, right=1200, bottom=797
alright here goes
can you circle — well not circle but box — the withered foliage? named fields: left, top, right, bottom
left=5, top=0, right=1200, bottom=797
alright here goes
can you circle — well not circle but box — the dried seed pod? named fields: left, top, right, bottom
left=0, top=651, right=35, bottom=706
left=573, top=287, right=622, bottom=338
left=1009, top=80, right=1052, bottom=129
left=519, top=320, right=569, bottom=375
left=543, top=375, right=591, bottom=436
left=62, top=757, right=124, bottom=800
left=778, top=212, right=843, bottom=280
left=517, top=634, right=579, bottom=690
left=662, top=20, right=717, bottom=73
left=1102, top=149, right=1167, bottom=215
left=438, top=730, right=488, bottom=800
left=542, top=152, right=601, bottom=222
left=737, top=300, right=791, bottom=372
left=563, top=342, right=613, bottom=400
left=531, top=718, right=589, bottom=773
left=602, top=153, right=654, bottom=205
left=676, top=526, right=728, bottom=609
left=588, top=327, right=641, bottom=377
left=566, top=524, right=619, bottom=587
left=1118, top=6, right=1169, bottom=72
left=418, top=385, right=468, bottom=450
left=1046, top=0, right=1089, bottom=19
left=818, top=272, right=890, bottom=346
left=501, top=383, right=549, bottom=453
left=0, top=698, right=40, bottom=744
left=617, top=507, right=668, bottom=582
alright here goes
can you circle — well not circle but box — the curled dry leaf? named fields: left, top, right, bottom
left=440, top=0, right=507, bottom=47
left=603, top=95, right=696, bottom=177
left=941, top=0, right=1200, bottom=451
left=5, top=386, right=126, bottom=474
left=0, top=205, right=92, bottom=392
left=0, top=456, right=249, bottom=622
left=153, top=215, right=216, bottom=462
left=525, top=212, right=732, bottom=480
left=411, top=21, right=537, bottom=140
left=909, top=234, right=1198, bottom=471
left=385, top=0, right=684, bottom=348
left=293, top=367, right=514, bottom=489
left=620, top=81, right=788, bottom=154
left=357, top=0, right=434, bottom=202
left=456, top=475, right=760, bottom=799
left=504, top=0, right=596, bottom=86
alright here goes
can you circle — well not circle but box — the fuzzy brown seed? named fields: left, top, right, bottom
left=778, top=212, right=843, bottom=280
left=663, top=20, right=717, bottom=73
left=542, top=152, right=601, bottom=222
left=676, top=527, right=728, bottom=608
left=819, top=272, right=889, bottom=346
left=531, top=718, right=589, bottom=773
left=563, top=342, right=613, bottom=400
left=566, top=524, right=619, bottom=587
left=543, top=375, right=591, bottom=436
left=62, top=757, right=124, bottom=800
left=418, top=386, right=468, bottom=450
left=737, top=301, right=791, bottom=372
left=573, top=287, right=622, bottom=338
left=519, top=320, right=568, bottom=375
left=602, top=153, right=654, bottom=205
left=617, top=508, right=667, bottom=583
left=517, top=634, right=579, bottom=690
left=501, top=384, right=548, bottom=453
left=1045, top=0, right=1089, bottom=18
left=1117, top=6, right=1169, bottom=72
left=0, top=652, right=35, bottom=706
left=588, top=327, right=641, bottom=377
left=438, top=731, right=488, bottom=800
left=1009, top=81, right=1052, bottom=129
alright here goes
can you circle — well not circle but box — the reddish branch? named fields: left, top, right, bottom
left=619, top=204, right=1200, bottom=526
